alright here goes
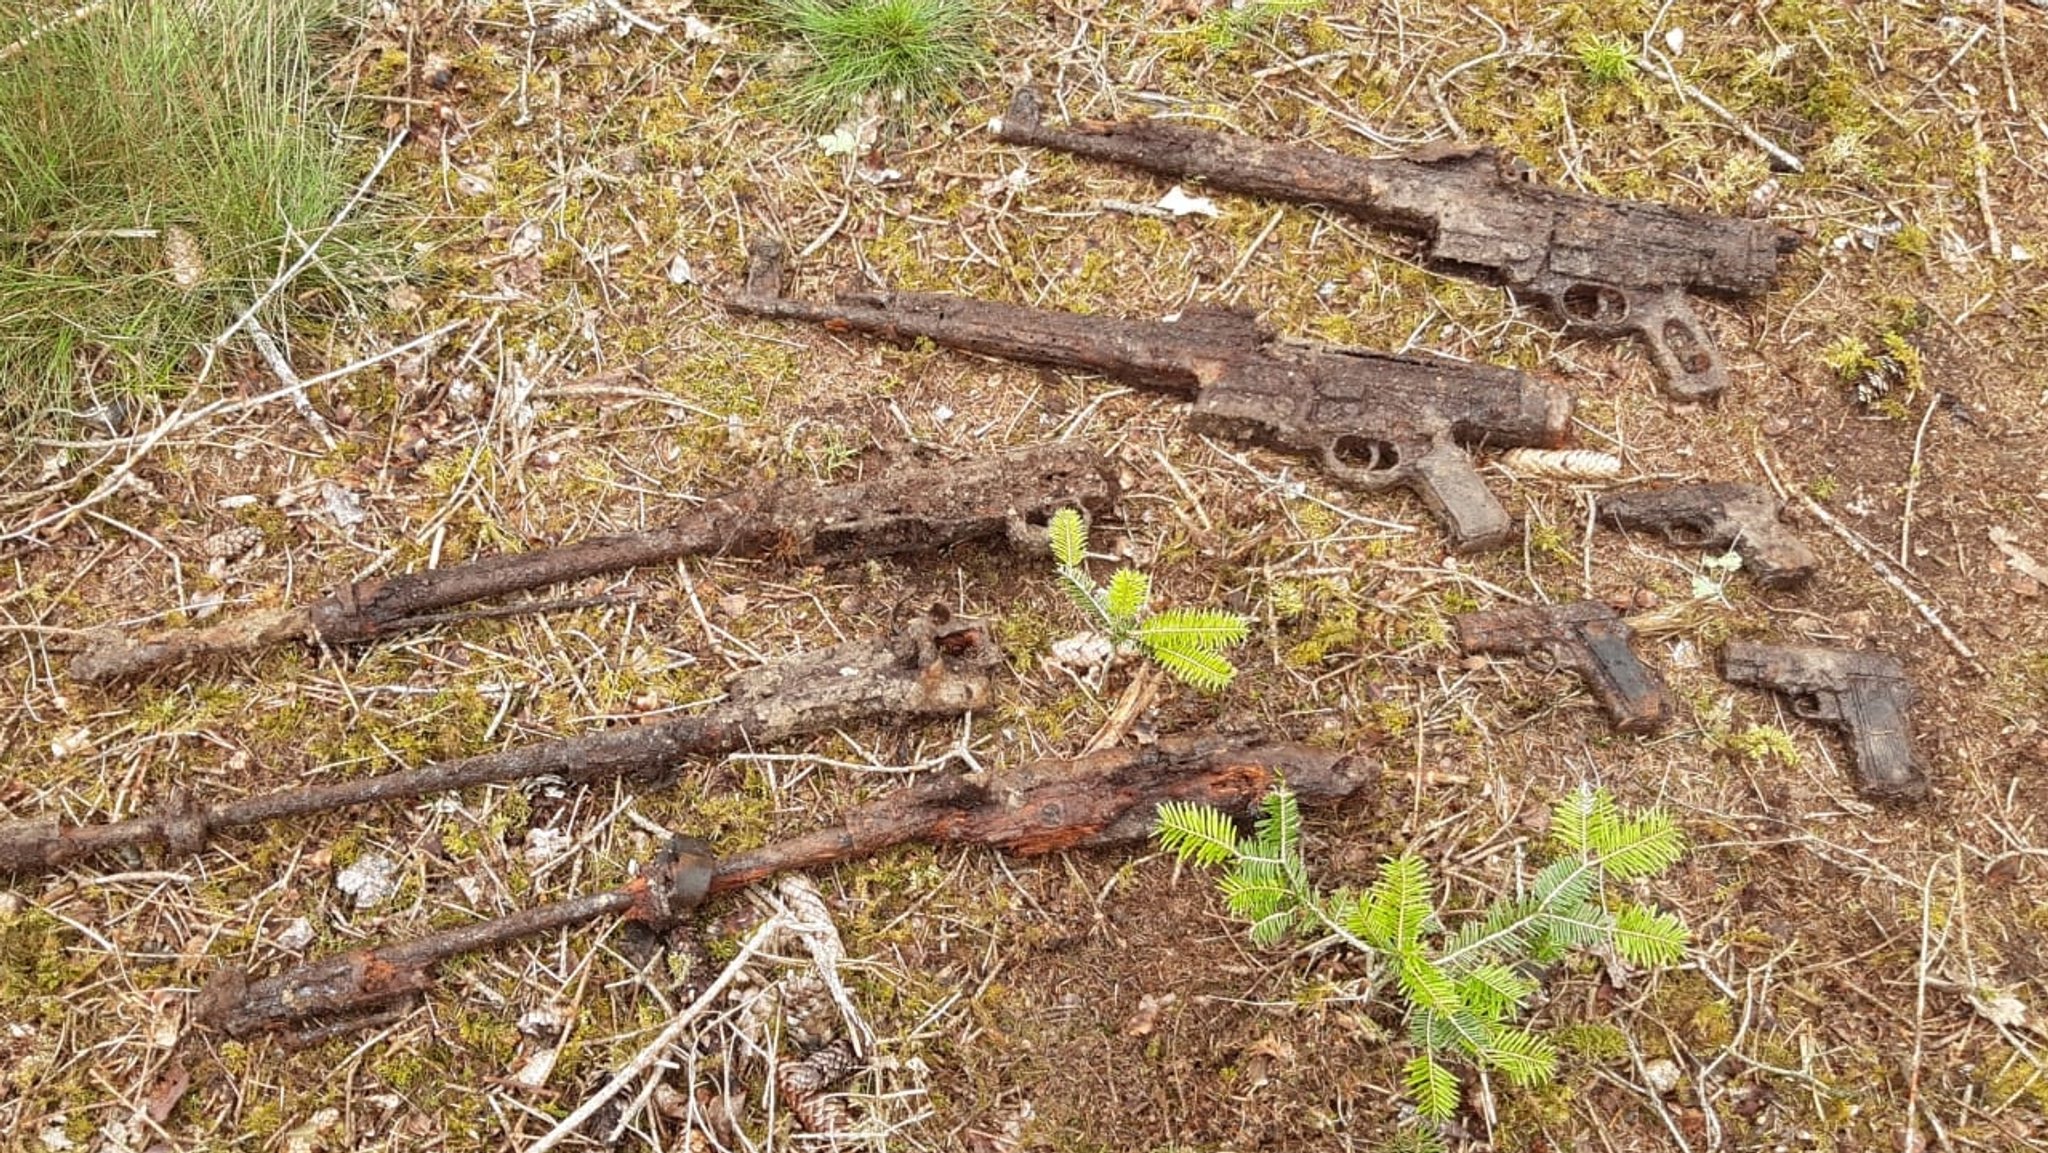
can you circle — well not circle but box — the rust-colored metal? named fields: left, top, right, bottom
left=1721, top=641, right=1926, bottom=800
left=192, top=735, right=1376, bottom=1037
left=730, top=241, right=1572, bottom=553
left=1455, top=600, right=1671, bottom=733
left=993, top=87, right=1800, bottom=401
left=69, top=444, right=1118, bottom=684
left=194, top=836, right=718, bottom=1037
left=1598, top=482, right=1818, bottom=589
left=3, top=609, right=996, bottom=876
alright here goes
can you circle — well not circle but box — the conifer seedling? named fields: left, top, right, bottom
left=1047, top=507, right=1250, bottom=692
left=1157, top=785, right=1692, bottom=1149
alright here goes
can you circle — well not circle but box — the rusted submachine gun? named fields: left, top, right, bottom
left=994, top=88, right=1800, bottom=401
left=728, top=240, right=1573, bottom=552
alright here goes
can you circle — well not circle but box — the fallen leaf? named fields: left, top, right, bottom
left=282, top=1107, right=340, bottom=1153
left=510, top=1044, right=559, bottom=1089
left=1969, top=988, right=2029, bottom=1029
left=320, top=482, right=366, bottom=529
left=682, top=15, right=730, bottom=44
left=145, top=1056, right=190, bottom=1123
left=508, top=220, right=544, bottom=258
left=1155, top=185, right=1221, bottom=218
left=1122, top=992, right=1176, bottom=1037
left=162, top=226, right=206, bottom=288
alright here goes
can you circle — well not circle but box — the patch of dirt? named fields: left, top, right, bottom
left=4, top=1, right=2047, bottom=1151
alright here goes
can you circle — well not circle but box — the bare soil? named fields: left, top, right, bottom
left=3, top=2, right=2046, bottom=1151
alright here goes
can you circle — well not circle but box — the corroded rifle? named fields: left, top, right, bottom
left=196, top=736, right=1375, bottom=1037
left=993, top=88, right=1801, bottom=401
left=728, top=241, right=1572, bottom=552
left=68, top=443, right=1118, bottom=684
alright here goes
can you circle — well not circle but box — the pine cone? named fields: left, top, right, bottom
left=533, top=0, right=610, bottom=44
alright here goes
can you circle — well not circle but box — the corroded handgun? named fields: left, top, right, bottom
left=994, top=88, right=1800, bottom=401
left=1720, top=641, right=1926, bottom=799
left=728, top=241, right=1572, bottom=552
left=1455, top=600, right=1671, bottom=732
left=1599, top=482, right=1818, bottom=589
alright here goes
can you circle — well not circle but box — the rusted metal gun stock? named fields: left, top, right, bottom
left=1456, top=601, right=1671, bottom=733
left=1720, top=641, right=1926, bottom=799
left=994, top=88, right=1800, bottom=401
left=196, top=735, right=1376, bottom=1036
left=3, top=610, right=995, bottom=876
left=729, top=240, right=1572, bottom=552
left=70, top=443, right=1116, bottom=685
left=1599, top=483, right=1817, bottom=589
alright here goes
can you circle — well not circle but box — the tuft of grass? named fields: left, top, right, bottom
left=1572, top=33, right=1635, bottom=85
left=0, top=0, right=390, bottom=431
left=750, top=0, right=992, bottom=128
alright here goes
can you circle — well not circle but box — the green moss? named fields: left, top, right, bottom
left=1552, top=1021, right=1629, bottom=1062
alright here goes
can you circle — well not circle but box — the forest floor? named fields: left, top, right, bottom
left=3, top=1, right=2047, bottom=1151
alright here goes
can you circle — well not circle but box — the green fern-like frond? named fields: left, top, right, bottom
left=1592, top=810, right=1687, bottom=880
left=1404, top=1054, right=1462, bottom=1121
left=1253, top=787, right=1301, bottom=864
left=1529, top=859, right=1598, bottom=921
left=1048, top=507, right=1088, bottom=568
left=1481, top=1026, right=1559, bottom=1088
left=1409, top=1003, right=1491, bottom=1057
left=1221, top=857, right=1293, bottom=923
left=1455, top=963, right=1536, bottom=1023
left=1612, top=902, right=1690, bottom=967
left=1361, top=855, right=1438, bottom=952
left=1154, top=802, right=1244, bottom=869
left=1056, top=565, right=1112, bottom=633
left=1550, top=785, right=1616, bottom=856
left=1139, top=634, right=1239, bottom=692
left=1246, top=905, right=1297, bottom=946
left=1397, top=953, right=1464, bottom=1019
left=1536, top=900, right=1613, bottom=957
left=1137, top=607, right=1251, bottom=652
left=1439, top=896, right=1540, bottom=970
left=1103, top=567, right=1151, bottom=625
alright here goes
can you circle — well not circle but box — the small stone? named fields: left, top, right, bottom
left=1633, top=588, right=1660, bottom=609
left=1760, top=415, right=1791, bottom=436
left=1643, top=1056, right=1682, bottom=1094
left=334, top=852, right=399, bottom=909
left=274, top=917, right=315, bottom=951
left=421, top=52, right=455, bottom=90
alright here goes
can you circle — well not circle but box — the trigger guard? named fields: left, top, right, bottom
left=1318, top=443, right=1406, bottom=491
left=1789, top=693, right=1826, bottom=721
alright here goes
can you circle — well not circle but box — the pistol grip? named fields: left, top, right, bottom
left=1628, top=288, right=1727, bottom=401
left=1323, top=436, right=1509, bottom=553
left=1839, top=677, right=1928, bottom=800
left=1571, top=618, right=1672, bottom=733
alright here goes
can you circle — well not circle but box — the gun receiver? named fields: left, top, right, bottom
left=1719, top=641, right=1926, bottom=800
left=1455, top=600, right=1670, bottom=733
left=728, top=240, right=1571, bottom=552
left=993, top=88, right=1800, bottom=401
left=1599, top=482, right=1817, bottom=589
